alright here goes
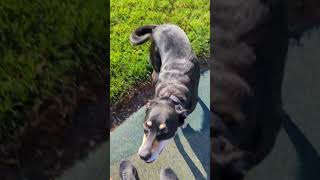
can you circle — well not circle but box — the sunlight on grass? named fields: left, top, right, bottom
left=110, top=0, right=210, bottom=103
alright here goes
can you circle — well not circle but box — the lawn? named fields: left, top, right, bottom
left=0, top=0, right=107, bottom=138
left=110, top=0, right=210, bottom=104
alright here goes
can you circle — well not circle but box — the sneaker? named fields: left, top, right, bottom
left=119, top=160, right=140, bottom=180
left=160, top=167, right=178, bottom=180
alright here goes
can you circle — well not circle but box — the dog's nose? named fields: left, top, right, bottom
left=139, top=149, right=152, bottom=161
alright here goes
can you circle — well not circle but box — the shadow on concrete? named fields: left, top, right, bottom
left=282, top=112, right=320, bottom=179
left=174, top=98, right=210, bottom=180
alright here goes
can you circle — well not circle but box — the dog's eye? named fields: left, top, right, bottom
left=158, top=127, right=168, bottom=135
left=162, top=127, right=168, bottom=133
left=144, top=129, right=149, bottom=134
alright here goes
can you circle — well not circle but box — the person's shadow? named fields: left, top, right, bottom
left=282, top=112, right=320, bottom=179
left=174, top=98, right=210, bottom=180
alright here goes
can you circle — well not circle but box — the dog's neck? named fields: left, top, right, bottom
left=155, top=94, right=188, bottom=113
left=158, top=94, right=183, bottom=106
left=168, top=94, right=182, bottom=105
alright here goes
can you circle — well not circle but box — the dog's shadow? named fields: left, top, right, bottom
left=174, top=98, right=210, bottom=180
left=282, top=112, right=320, bottom=179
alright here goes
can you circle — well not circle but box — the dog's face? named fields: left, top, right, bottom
left=138, top=98, right=188, bottom=163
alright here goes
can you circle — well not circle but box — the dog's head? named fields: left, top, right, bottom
left=138, top=97, right=188, bottom=163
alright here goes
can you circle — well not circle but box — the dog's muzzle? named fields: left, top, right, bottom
left=138, top=134, right=155, bottom=162
left=138, top=134, right=171, bottom=163
left=139, top=145, right=152, bottom=161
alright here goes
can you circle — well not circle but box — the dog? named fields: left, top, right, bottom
left=130, top=24, right=200, bottom=163
left=211, top=0, right=288, bottom=179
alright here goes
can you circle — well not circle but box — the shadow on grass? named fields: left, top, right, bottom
left=282, top=112, right=320, bottom=179
left=174, top=98, right=210, bottom=180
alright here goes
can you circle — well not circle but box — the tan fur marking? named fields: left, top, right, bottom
left=147, top=120, right=152, bottom=126
left=141, top=134, right=147, bottom=146
left=152, top=139, right=159, bottom=150
left=159, top=123, right=166, bottom=130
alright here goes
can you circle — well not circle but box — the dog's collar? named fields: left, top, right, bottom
left=169, top=94, right=182, bottom=105
left=161, top=94, right=186, bottom=109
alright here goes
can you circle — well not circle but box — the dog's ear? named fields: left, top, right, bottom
left=145, top=99, right=155, bottom=110
left=175, top=104, right=189, bottom=124
left=145, top=100, right=152, bottom=109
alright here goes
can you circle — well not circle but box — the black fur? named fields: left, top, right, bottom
left=131, top=24, right=200, bottom=163
left=211, top=0, right=288, bottom=179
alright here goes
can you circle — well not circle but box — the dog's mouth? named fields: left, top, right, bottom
left=138, top=138, right=171, bottom=163
left=139, top=146, right=165, bottom=163
left=144, top=148, right=165, bottom=163
left=145, top=158, right=156, bottom=163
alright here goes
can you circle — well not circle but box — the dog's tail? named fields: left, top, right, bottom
left=130, top=25, right=157, bottom=45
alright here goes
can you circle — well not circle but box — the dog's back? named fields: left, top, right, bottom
left=131, top=24, right=200, bottom=112
left=152, top=25, right=193, bottom=59
left=211, top=0, right=288, bottom=179
left=131, top=24, right=202, bottom=163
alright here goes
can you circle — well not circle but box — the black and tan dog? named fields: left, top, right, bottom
left=211, top=0, right=288, bottom=179
left=130, top=24, right=200, bottom=163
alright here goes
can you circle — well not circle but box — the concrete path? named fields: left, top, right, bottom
left=110, top=71, right=210, bottom=180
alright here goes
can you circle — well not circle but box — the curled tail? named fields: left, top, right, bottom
left=130, top=25, right=157, bottom=45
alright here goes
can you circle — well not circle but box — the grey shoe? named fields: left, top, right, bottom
left=160, top=167, right=178, bottom=180
left=119, top=160, right=140, bottom=180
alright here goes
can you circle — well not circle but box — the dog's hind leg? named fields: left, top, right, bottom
left=151, top=70, right=159, bottom=84
left=149, top=41, right=162, bottom=72
left=149, top=41, right=161, bottom=84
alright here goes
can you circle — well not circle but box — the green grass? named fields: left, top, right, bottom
left=0, top=0, right=107, bottom=137
left=110, top=0, right=210, bottom=104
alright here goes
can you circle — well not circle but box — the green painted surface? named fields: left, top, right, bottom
left=110, top=71, right=210, bottom=179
